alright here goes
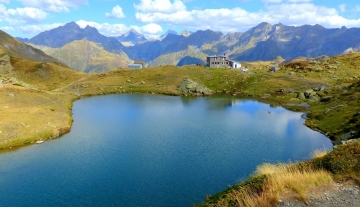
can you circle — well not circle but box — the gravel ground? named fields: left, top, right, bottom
left=276, top=181, right=360, bottom=207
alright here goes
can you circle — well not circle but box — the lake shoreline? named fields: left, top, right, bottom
left=0, top=93, right=333, bottom=207
left=0, top=89, right=331, bottom=151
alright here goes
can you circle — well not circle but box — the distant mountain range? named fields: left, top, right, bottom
left=12, top=21, right=360, bottom=72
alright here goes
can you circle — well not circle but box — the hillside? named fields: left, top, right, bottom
left=150, top=45, right=207, bottom=66
left=0, top=30, right=58, bottom=63
left=31, top=40, right=132, bottom=73
left=0, top=52, right=85, bottom=148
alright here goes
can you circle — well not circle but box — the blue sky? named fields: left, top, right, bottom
left=1, top=0, right=360, bottom=39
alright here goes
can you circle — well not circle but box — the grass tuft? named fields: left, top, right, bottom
left=232, top=163, right=333, bottom=206
left=311, top=148, right=328, bottom=159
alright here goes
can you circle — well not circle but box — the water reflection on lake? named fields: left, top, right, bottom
left=0, top=94, right=332, bottom=207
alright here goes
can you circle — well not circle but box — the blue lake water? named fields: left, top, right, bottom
left=0, top=94, right=332, bottom=207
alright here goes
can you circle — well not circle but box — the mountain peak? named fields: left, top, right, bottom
left=115, top=29, right=147, bottom=45
left=257, top=22, right=272, bottom=27
left=63, top=21, right=80, bottom=29
left=84, top=25, right=98, bottom=32
left=159, top=29, right=178, bottom=40
left=165, top=29, right=178, bottom=35
left=179, top=30, right=191, bottom=37
left=124, top=29, right=142, bottom=37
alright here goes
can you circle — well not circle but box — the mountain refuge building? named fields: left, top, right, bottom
left=206, top=54, right=241, bottom=69
left=128, top=60, right=146, bottom=69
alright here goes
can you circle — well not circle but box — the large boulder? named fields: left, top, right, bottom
left=178, top=78, right=213, bottom=95
left=297, top=92, right=306, bottom=100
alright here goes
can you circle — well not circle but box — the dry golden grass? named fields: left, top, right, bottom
left=230, top=163, right=333, bottom=207
left=0, top=85, right=74, bottom=148
left=311, top=149, right=328, bottom=159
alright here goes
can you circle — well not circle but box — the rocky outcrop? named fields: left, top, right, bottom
left=0, top=54, right=13, bottom=72
left=0, top=73, right=38, bottom=89
left=178, top=78, right=213, bottom=95
left=296, top=88, right=324, bottom=101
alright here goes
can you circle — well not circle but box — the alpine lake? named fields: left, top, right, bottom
left=0, top=94, right=332, bottom=207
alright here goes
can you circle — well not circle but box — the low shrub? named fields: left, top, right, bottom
left=322, top=142, right=360, bottom=174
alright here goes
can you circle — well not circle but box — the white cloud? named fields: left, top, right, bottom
left=18, top=23, right=64, bottom=34
left=76, top=20, right=129, bottom=36
left=134, top=0, right=186, bottom=14
left=7, top=7, right=48, bottom=24
left=105, top=5, right=125, bottom=18
left=0, top=0, right=9, bottom=3
left=0, top=26, right=14, bottom=31
left=261, top=0, right=282, bottom=3
left=20, top=0, right=88, bottom=12
left=76, top=20, right=163, bottom=38
left=0, top=4, right=6, bottom=21
left=287, top=0, right=312, bottom=2
left=339, top=4, right=346, bottom=13
left=140, top=23, right=163, bottom=34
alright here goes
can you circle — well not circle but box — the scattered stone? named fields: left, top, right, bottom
left=304, top=89, right=314, bottom=98
left=324, top=105, right=344, bottom=115
left=339, top=132, right=354, bottom=141
left=324, top=108, right=332, bottom=115
left=271, top=64, right=280, bottom=72
left=309, top=96, right=319, bottom=101
left=320, top=96, right=332, bottom=102
left=7, top=93, right=14, bottom=97
left=313, top=87, right=321, bottom=91
left=141, top=81, right=146, bottom=84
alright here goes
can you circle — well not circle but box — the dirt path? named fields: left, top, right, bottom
left=51, top=77, right=88, bottom=92
left=276, top=180, right=360, bottom=207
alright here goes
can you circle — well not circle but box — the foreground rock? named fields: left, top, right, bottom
left=178, top=78, right=213, bottom=95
